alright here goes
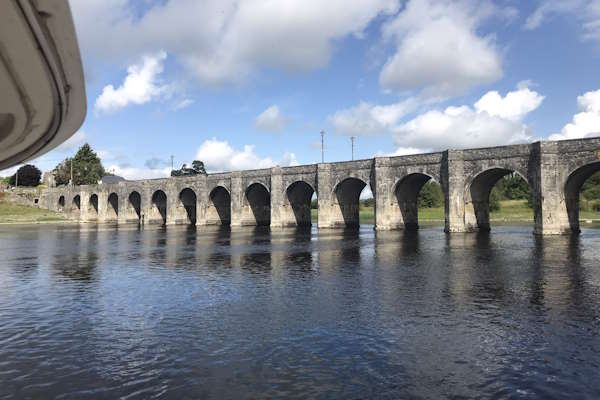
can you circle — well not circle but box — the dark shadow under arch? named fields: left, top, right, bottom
left=107, top=193, right=118, bottom=219
left=394, top=173, right=435, bottom=230
left=72, top=195, right=81, bottom=212
left=209, top=186, right=231, bottom=225
left=58, top=195, right=65, bottom=211
left=287, top=181, right=315, bottom=226
left=152, top=190, right=167, bottom=224
left=179, top=188, right=197, bottom=225
left=565, top=161, right=600, bottom=233
left=246, top=183, right=270, bottom=226
left=89, top=194, right=98, bottom=214
left=335, top=177, right=367, bottom=227
left=128, top=191, right=141, bottom=220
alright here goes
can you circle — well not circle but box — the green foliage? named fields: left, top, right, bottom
left=495, top=174, right=531, bottom=200
left=53, top=143, right=105, bottom=186
left=9, top=164, right=41, bottom=187
left=53, top=158, right=71, bottom=186
left=490, top=173, right=533, bottom=210
left=171, top=160, right=207, bottom=177
left=489, top=187, right=501, bottom=211
left=360, top=197, right=375, bottom=207
left=1, top=176, right=10, bottom=185
left=191, top=160, right=206, bottom=174
left=581, top=171, right=600, bottom=200
left=418, top=181, right=443, bottom=208
left=311, top=199, right=318, bottom=209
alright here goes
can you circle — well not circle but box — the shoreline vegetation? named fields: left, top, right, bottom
left=2, top=199, right=600, bottom=226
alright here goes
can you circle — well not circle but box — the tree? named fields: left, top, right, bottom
left=418, top=181, right=443, bottom=208
left=53, top=157, right=72, bottom=186
left=53, top=143, right=105, bottom=186
left=9, top=164, right=41, bottom=187
left=171, top=160, right=207, bottom=177
left=191, top=160, right=206, bottom=174
left=581, top=171, right=600, bottom=200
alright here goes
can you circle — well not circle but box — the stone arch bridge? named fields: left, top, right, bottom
left=40, top=138, right=600, bottom=235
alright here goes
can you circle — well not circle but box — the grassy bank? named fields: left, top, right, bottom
left=311, top=200, right=600, bottom=225
left=0, top=201, right=67, bottom=224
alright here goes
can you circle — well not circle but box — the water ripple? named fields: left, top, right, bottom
left=0, top=224, right=599, bottom=399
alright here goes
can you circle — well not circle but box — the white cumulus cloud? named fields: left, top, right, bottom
left=392, top=85, right=544, bottom=150
left=70, top=0, right=398, bottom=85
left=196, top=138, right=298, bottom=172
left=329, top=99, right=418, bottom=135
left=255, top=105, right=287, bottom=132
left=379, top=0, right=510, bottom=98
left=549, top=89, right=600, bottom=141
left=474, top=86, right=545, bottom=121
left=94, top=51, right=169, bottom=113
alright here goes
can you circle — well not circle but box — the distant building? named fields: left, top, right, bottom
left=100, top=175, right=126, bottom=184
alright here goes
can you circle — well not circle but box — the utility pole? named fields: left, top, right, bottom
left=320, top=130, right=325, bottom=163
left=70, top=159, right=73, bottom=186
left=351, top=136, right=355, bottom=160
left=170, top=154, right=174, bottom=172
left=15, top=168, right=18, bottom=188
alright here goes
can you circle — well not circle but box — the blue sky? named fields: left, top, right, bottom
left=4, top=0, right=600, bottom=179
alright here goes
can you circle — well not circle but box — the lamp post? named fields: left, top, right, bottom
left=320, top=130, right=325, bottom=163
left=15, top=168, right=18, bottom=188
left=170, top=154, right=174, bottom=173
left=351, top=136, right=355, bottom=160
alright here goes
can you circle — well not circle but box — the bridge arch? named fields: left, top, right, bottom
left=88, top=194, right=99, bottom=220
left=58, top=195, right=65, bottom=211
left=465, top=167, right=533, bottom=231
left=72, top=195, right=81, bottom=215
left=245, top=182, right=270, bottom=226
left=127, top=191, right=141, bottom=221
left=334, top=177, right=368, bottom=227
left=151, top=190, right=167, bottom=225
left=178, top=188, right=197, bottom=225
left=394, top=173, right=441, bottom=230
left=286, top=181, right=315, bottom=226
left=564, top=161, right=600, bottom=233
left=106, top=193, right=118, bottom=221
left=207, top=186, right=231, bottom=225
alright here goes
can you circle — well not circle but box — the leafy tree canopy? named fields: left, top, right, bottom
left=53, top=143, right=105, bottom=186
left=418, top=181, right=443, bottom=208
left=9, top=164, right=41, bottom=187
left=171, top=160, right=207, bottom=177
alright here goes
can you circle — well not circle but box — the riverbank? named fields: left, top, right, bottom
left=311, top=199, right=600, bottom=224
left=0, top=201, right=67, bottom=224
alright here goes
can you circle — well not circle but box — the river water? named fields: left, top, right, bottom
left=0, top=223, right=599, bottom=399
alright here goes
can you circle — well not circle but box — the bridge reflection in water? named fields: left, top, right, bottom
left=1, top=223, right=599, bottom=398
